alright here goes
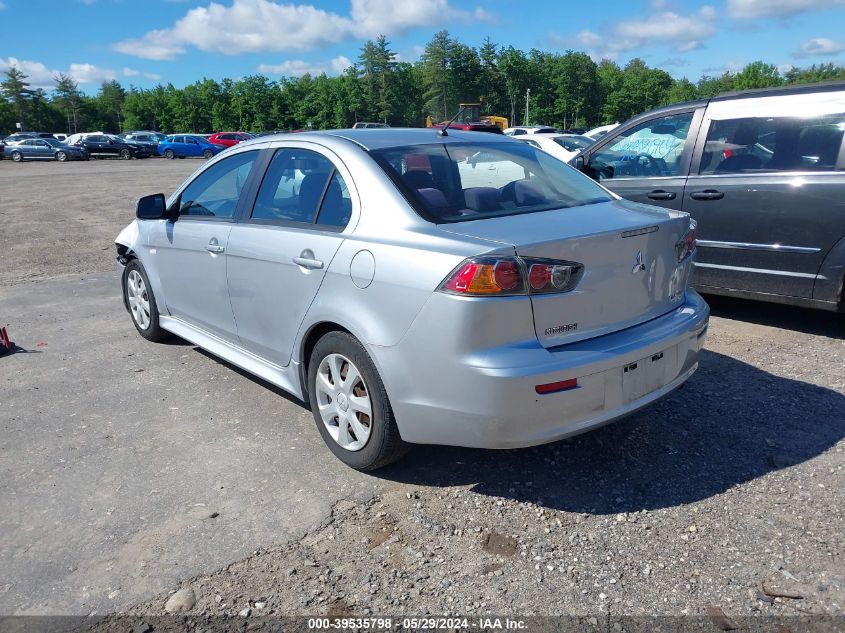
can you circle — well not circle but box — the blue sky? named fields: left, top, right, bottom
left=1, top=0, right=844, bottom=92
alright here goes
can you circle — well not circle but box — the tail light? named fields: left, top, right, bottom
left=675, top=219, right=697, bottom=262
left=439, top=256, right=583, bottom=297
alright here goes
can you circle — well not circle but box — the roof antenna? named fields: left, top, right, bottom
left=438, top=105, right=466, bottom=137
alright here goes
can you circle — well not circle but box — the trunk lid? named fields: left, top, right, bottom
left=438, top=199, right=692, bottom=347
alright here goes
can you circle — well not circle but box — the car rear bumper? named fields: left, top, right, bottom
left=372, top=289, right=709, bottom=449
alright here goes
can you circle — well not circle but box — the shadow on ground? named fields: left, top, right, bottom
left=703, top=293, right=844, bottom=339
left=375, top=349, right=845, bottom=514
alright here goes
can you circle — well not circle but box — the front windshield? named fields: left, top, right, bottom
left=371, top=142, right=612, bottom=223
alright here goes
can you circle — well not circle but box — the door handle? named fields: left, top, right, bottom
left=689, top=189, right=724, bottom=201
left=205, top=238, right=225, bottom=254
left=647, top=190, right=676, bottom=201
left=293, top=257, right=324, bottom=270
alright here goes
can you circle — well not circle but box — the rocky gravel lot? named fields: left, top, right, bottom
left=1, top=160, right=843, bottom=629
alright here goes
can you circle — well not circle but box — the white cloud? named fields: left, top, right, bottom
left=257, top=55, right=352, bottom=76
left=0, top=57, right=159, bottom=89
left=794, top=37, right=845, bottom=57
left=0, top=2, right=7, bottom=10
left=551, top=6, right=716, bottom=60
left=113, top=0, right=494, bottom=60
left=728, top=0, right=845, bottom=19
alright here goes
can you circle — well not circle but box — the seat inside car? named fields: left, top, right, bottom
left=715, top=122, right=763, bottom=172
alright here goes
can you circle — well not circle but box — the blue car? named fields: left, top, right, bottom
left=158, top=134, right=226, bottom=159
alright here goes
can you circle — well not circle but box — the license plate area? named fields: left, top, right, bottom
left=622, top=348, right=673, bottom=401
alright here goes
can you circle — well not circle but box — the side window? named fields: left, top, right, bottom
left=698, top=113, right=845, bottom=174
left=173, top=136, right=185, bottom=144
left=590, top=112, right=694, bottom=180
left=252, top=149, right=336, bottom=225
left=316, top=171, right=352, bottom=228
left=178, top=150, right=258, bottom=219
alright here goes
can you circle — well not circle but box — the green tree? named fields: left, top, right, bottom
left=498, top=46, right=530, bottom=127
left=1, top=66, right=33, bottom=129
left=53, top=73, right=84, bottom=133
left=733, top=61, right=782, bottom=90
left=421, top=30, right=452, bottom=120
left=664, top=77, right=698, bottom=105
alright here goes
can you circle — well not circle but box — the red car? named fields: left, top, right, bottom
left=207, top=132, right=253, bottom=147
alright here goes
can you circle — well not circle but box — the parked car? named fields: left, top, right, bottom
left=52, top=133, right=69, bottom=143
left=158, top=134, right=226, bottom=159
left=208, top=132, right=253, bottom=147
left=516, top=133, right=594, bottom=162
left=5, top=137, right=89, bottom=162
left=122, top=133, right=164, bottom=154
left=503, top=126, right=557, bottom=136
left=352, top=122, right=390, bottom=129
left=584, top=123, right=620, bottom=140
left=116, top=128, right=708, bottom=470
left=570, top=82, right=845, bottom=312
left=74, top=134, right=151, bottom=159
left=0, top=140, right=5, bottom=159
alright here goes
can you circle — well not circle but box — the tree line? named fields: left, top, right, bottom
left=3, top=30, right=844, bottom=136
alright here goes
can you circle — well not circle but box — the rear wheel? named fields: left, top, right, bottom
left=308, top=332, right=408, bottom=470
left=123, top=260, right=168, bottom=342
left=203, top=149, right=214, bottom=159
left=164, top=149, right=175, bottom=160
left=56, top=151, right=67, bottom=162
left=119, top=148, right=131, bottom=160
left=10, top=151, right=22, bottom=162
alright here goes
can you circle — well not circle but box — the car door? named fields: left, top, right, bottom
left=683, top=99, right=845, bottom=299
left=580, top=108, right=704, bottom=210
left=16, top=140, right=36, bottom=158
left=34, top=139, right=53, bottom=159
left=85, top=135, right=108, bottom=157
left=146, top=149, right=261, bottom=342
left=226, top=145, right=356, bottom=366
left=185, top=137, right=203, bottom=156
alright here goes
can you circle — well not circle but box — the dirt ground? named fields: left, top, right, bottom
left=0, top=158, right=197, bottom=287
left=1, top=159, right=843, bottom=629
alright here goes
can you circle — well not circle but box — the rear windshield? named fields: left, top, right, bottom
left=371, top=142, right=612, bottom=223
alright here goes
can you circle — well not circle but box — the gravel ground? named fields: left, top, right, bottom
left=1, top=161, right=843, bottom=628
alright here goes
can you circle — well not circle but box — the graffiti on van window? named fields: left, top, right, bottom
left=610, top=134, right=684, bottom=159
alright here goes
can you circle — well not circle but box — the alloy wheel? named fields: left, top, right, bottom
left=315, top=353, right=373, bottom=451
left=126, top=269, right=151, bottom=330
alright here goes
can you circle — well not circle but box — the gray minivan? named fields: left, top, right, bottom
left=572, top=82, right=845, bottom=312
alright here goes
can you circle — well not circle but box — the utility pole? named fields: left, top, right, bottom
left=524, top=88, right=530, bottom=126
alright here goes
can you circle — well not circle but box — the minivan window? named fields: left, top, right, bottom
left=590, top=112, right=694, bottom=180
left=698, top=113, right=845, bottom=174
left=178, top=150, right=258, bottom=219
left=372, top=142, right=612, bottom=223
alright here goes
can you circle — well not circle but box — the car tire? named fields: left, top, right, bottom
left=203, top=149, right=214, bottom=159
left=120, top=149, right=131, bottom=160
left=308, top=331, right=408, bottom=471
left=164, top=149, right=175, bottom=159
left=10, top=151, right=22, bottom=162
left=123, top=260, right=168, bottom=342
left=56, top=151, right=67, bottom=162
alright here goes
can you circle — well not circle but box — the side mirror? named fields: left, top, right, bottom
left=572, top=155, right=586, bottom=171
left=136, top=193, right=167, bottom=220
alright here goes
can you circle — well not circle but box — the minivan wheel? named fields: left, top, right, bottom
left=123, top=260, right=168, bottom=342
left=164, top=149, right=175, bottom=160
left=120, top=148, right=131, bottom=160
left=10, top=151, right=22, bottom=162
left=203, top=149, right=214, bottom=159
left=308, top=332, right=408, bottom=470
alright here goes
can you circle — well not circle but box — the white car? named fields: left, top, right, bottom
left=503, top=126, right=557, bottom=136
left=515, top=133, right=594, bottom=163
left=584, top=123, right=620, bottom=140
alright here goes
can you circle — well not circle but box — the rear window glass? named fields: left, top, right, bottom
left=371, top=142, right=612, bottom=223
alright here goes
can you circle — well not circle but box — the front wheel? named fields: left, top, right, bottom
left=123, top=261, right=168, bottom=342
left=203, top=149, right=214, bottom=159
left=10, top=151, right=22, bottom=162
left=56, top=151, right=67, bottom=162
left=308, top=332, right=408, bottom=470
left=164, top=149, right=175, bottom=160
left=120, top=149, right=131, bottom=160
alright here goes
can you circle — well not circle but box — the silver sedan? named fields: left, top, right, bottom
left=116, top=128, right=709, bottom=470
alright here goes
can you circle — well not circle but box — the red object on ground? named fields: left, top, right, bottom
left=0, top=326, right=12, bottom=354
